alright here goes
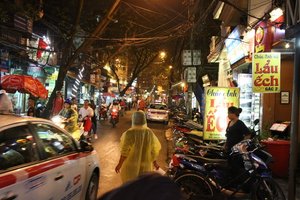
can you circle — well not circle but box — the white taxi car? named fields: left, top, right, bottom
left=0, top=114, right=100, bottom=200
left=145, top=103, right=169, bottom=125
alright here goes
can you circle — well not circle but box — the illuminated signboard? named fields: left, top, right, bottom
left=252, top=53, right=281, bottom=93
left=225, top=27, right=248, bottom=65
left=204, top=87, right=240, bottom=140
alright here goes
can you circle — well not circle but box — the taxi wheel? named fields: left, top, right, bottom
left=86, top=172, right=99, bottom=200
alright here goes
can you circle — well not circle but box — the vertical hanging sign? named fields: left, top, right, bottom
left=252, top=53, right=281, bottom=93
left=203, top=87, right=240, bottom=140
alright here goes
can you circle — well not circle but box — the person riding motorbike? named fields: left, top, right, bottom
left=109, top=100, right=121, bottom=113
left=78, top=99, right=94, bottom=137
left=109, top=100, right=121, bottom=127
left=58, top=99, right=80, bottom=139
left=99, top=104, right=108, bottom=120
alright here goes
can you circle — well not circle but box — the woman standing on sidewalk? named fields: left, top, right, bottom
left=115, top=111, right=161, bottom=183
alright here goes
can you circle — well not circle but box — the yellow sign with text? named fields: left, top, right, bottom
left=252, top=53, right=281, bottom=93
left=204, top=87, right=240, bottom=140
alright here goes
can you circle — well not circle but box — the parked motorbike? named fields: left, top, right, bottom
left=192, top=108, right=203, bottom=125
left=110, top=108, right=119, bottom=128
left=168, top=139, right=284, bottom=200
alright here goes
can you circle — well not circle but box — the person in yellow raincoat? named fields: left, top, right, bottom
left=115, top=111, right=161, bottom=183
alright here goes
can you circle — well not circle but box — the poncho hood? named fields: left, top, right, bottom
left=131, top=111, right=147, bottom=128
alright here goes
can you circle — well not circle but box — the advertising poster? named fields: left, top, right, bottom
left=204, top=87, right=240, bottom=140
left=252, top=53, right=281, bottom=93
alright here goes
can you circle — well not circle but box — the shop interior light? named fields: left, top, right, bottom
left=73, top=85, right=78, bottom=90
left=285, top=43, right=290, bottom=49
left=71, top=93, right=76, bottom=97
left=72, top=88, right=77, bottom=92
left=270, top=8, right=283, bottom=22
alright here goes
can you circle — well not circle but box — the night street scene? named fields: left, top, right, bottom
left=1, top=0, right=300, bottom=199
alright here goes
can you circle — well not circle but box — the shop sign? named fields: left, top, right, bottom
left=27, top=66, right=46, bottom=78
left=254, top=21, right=272, bottom=53
left=252, top=53, right=280, bottom=93
left=225, top=27, right=248, bottom=64
left=182, top=50, right=201, bottom=66
left=184, top=67, right=197, bottom=83
left=204, top=87, right=240, bottom=140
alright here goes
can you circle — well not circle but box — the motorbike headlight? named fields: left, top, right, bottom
left=51, top=116, right=61, bottom=123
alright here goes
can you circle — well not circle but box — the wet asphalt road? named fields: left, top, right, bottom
left=91, top=110, right=169, bottom=198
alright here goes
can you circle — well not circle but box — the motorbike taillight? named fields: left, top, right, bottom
left=172, top=155, right=181, bottom=167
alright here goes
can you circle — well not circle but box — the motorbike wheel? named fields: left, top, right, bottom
left=174, top=172, right=215, bottom=200
left=252, top=177, right=286, bottom=200
left=111, top=119, right=116, bottom=128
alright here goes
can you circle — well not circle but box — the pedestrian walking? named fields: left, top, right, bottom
left=115, top=111, right=161, bottom=183
left=90, top=100, right=98, bottom=139
left=51, top=91, right=64, bottom=117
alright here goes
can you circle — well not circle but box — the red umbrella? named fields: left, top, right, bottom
left=1, top=75, right=48, bottom=99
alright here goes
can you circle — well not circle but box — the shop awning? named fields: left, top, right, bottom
left=1, top=74, right=48, bottom=99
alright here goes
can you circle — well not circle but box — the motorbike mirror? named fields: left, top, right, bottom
left=253, top=119, right=259, bottom=126
left=79, top=140, right=94, bottom=152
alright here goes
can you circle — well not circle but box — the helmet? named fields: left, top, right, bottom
left=64, top=99, right=72, bottom=105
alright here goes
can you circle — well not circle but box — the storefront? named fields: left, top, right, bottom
left=217, top=25, right=262, bottom=128
left=252, top=10, right=292, bottom=133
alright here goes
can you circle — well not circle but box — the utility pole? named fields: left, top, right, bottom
left=186, top=0, right=195, bottom=119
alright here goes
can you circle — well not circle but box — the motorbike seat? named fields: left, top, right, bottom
left=185, top=134, right=203, bottom=143
left=204, top=162, right=229, bottom=171
left=186, top=155, right=227, bottom=165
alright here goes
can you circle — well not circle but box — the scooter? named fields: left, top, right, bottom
left=51, top=115, right=82, bottom=141
left=110, top=108, right=119, bottom=128
left=78, top=115, right=93, bottom=142
left=99, top=105, right=108, bottom=120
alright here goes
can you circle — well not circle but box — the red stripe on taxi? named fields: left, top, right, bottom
left=25, top=158, right=65, bottom=178
left=0, top=152, right=94, bottom=188
left=25, top=154, right=81, bottom=178
left=0, top=174, right=17, bottom=188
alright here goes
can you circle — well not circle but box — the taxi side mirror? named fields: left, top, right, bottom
left=79, top=140, right=94, bottom=152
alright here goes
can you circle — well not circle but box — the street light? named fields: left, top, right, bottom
left=169, top=65, right=173, bottom=69
left=159, top=51, right=166, bottom=59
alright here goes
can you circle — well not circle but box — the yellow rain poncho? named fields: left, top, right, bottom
left=119, top=111, right=161, bottom=183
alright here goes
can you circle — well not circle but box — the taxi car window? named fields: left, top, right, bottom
left=32, top=123, right=76, bottom=159
left=0, top=125, right=38, bottom=171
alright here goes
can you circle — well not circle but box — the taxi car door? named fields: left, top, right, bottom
left=0, top=124, right=45, bottom=200
left=31, top=123, right=86, bottom=200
